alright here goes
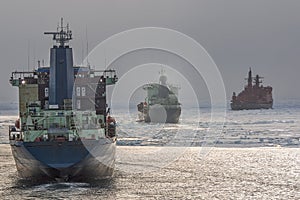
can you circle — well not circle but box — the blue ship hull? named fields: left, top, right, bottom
left=9, top=20, right=119, bottom=182
left=10, top=139, right=116, bottom=181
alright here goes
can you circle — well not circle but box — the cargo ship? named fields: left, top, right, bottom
left=137, top=70, right=181, bottom=123
left=8, top=19, right=118, bottom=181
left=231, top=68, right=273, bottom=110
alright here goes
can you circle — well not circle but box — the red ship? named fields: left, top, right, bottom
left=231, top=68, right=273, bottom=110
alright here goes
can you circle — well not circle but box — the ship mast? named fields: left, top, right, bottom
left=254, top=74, right=263, bottom=87
left=44, top=18, right=72, bottom=47
left=159, top=68, right=167, bottom=86
left=247, top=68, right=252, bottom=88
left=44, top=18, right=74, bottom=108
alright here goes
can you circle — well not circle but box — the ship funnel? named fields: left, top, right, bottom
left=45, top=18, right=74, bottom=107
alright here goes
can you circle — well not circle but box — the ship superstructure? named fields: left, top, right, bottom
left=8, top=19, right=118, bottom=181
left=231, top=68, right=273, bottom=110
left=137, top=70, right=181, bottom=123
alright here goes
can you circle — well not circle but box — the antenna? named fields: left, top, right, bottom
left=27, top=40, right=30, bottom=71
left=44, top=18, right=72, bottom=47
left=33, top=41, right=36, bottom=70
left=81, top=39, right=84, bottom=65
left=86, top=25, right=90, bottom=67
left=104, top=48, right=107, bottom=69
left=159, top=67, right=165, bottom=75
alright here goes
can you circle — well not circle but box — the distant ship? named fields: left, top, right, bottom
left=231, top=68, right=273, bottom=110
left=8, top=19, right=118, bottom=181
left=137, top=70, right=181, bottom=123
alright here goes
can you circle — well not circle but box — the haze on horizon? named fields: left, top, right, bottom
left=1, top=0, right=300, bottom=106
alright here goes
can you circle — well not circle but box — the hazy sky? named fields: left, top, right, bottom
left=1, top=0, right=300, bottom=104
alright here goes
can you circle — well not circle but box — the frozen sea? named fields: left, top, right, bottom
left=0, top=103, right=299, bottom=199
